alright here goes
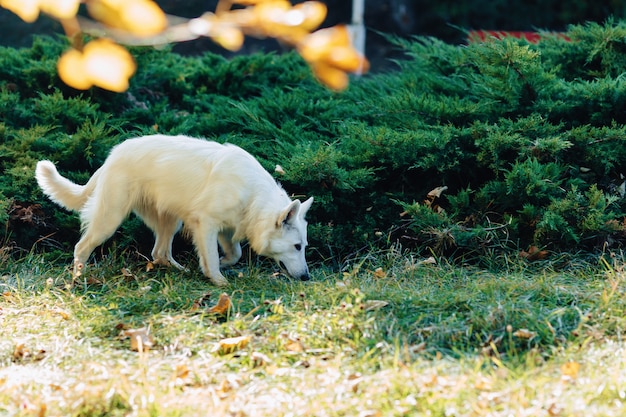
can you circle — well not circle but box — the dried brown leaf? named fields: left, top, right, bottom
left=209, top=293, right=232, bottom=315
left=427, top=186, right=449, bottom=199
left=373, top=267, right=386, bottom=279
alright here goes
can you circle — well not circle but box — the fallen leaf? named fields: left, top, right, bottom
left=213, top=335, right=251, bottom=355
left=520, top=246, right=549, bottom=261
left=209, top=293, right=232, bottom=315
left=12, top=342, right=46, bottom=363
left=362, top=300, right=389, bottom=311
left=285, top=339, right=305, bottom=352
left=121, top=268, right=134, bottom=278
left=251, top=351, right=272, bottom=367
left=274, top=164, right=285, bottom=175
left=53, top=308, right=70, bottom=320
left=512, top=328, right=536, bottom=339
left=123, top=328, right=154, bottom=352
left=560, top=361, right=580, bottom=378
left=373, top=267, right=386, bottom=279
left=418, top=256, right=437, bottom=266
left=175, top=364, right=190, bottom=379
left=190, top=293, right=212, bottom=312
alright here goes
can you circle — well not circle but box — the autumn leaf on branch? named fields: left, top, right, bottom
left=0, top=0, right=369, bottom=92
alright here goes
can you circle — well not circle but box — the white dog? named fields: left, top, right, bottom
left=35, top=134, right=313, bottom=286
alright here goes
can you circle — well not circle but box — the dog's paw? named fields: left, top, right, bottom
left=153, top=258, right=189, bottom=272
left=211, top=275, right=229, bottom=287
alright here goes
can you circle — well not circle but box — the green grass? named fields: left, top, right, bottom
left=1, top=248, right=625, bottom=416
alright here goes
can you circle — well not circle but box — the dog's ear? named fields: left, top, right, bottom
left=300, top=197, right=314, bottom=218
left=277, top=200, right=301, bottom=227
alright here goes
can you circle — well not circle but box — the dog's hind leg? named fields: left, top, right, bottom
left=218, top=230, right=242, bottom=267
left=136, top=206, right=185, bottom=270
left=189, top=221, right=228, bottom=287
left=73, top=194, right=131, bottom=278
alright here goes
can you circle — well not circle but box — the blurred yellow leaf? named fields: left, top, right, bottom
left=0, top=0, right=40, bottom=22
left=87, top=0, right=167, bottom=37
left=58, top=39, right=136, bottom=92
left=292, top=1, right=327, bottom=31
left=312, top=62, right=348, bottom=91
left=326, top=45, right=369, bottom=73
left=175, top=363, right=190, bottom=379
left=213, top=335, right=251, bottom=354
left=53, top=308, right=71, bottom=320
left=83, top=39, right=136, bottom=91
left=561, top=361, right=580, bottom=378
left=57, top=49, right=92, bottom=89
left=285, top=339, right=304, bottom=352
left=298, top=25, right=351, bottom=59
left=39, top=0, right=80, bottom=19
left=213, top=25, right=245, bottom=51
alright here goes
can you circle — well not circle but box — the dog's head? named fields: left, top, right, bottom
left=263, top=197, right=314, bottom=281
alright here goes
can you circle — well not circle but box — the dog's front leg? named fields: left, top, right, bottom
left=192, top=227, right=229, bottom=287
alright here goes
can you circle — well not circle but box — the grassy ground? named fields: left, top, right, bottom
left=1, top=247, right=625, bottom=416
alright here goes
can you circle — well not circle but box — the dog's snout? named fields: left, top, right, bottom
left=279, top=261, right=310, bottom=281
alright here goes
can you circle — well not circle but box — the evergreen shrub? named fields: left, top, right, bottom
left=2, top=21, right=626, bottom=264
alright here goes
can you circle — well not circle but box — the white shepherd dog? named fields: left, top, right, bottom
left=35, top=135, right=314, bottom=286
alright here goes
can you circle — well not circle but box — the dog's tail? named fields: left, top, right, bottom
left=35, top=160, right=96, bottom=211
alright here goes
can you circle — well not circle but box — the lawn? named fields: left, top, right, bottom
left=1, top=248, right=625, bottom=416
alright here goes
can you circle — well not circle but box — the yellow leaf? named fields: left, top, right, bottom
left=326, top=45, right=369, bottom=73
left=0, top=0, right=40, bottom=22
left=213, top=25, right=245, bottom=51
left=292, top=1, right=327, bottom=31
left=53, top=308, right=70, bottom=320
left=57, top=49, right=92, bottom=90
left=87, top=0, right=166, bottom=37
left=285, top=339, right=304, bottom=352
left=175, top=364, right=190, bottom=379
left=213, top=335, right=251, bottom=355
left=561, top=361, right=580, bottom=378
left=82, top=39, right=136, bottom=92
left=39, top=0, right=80, bottom=19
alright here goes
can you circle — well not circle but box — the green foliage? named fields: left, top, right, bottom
left=3, top=22, right=626, bottom=263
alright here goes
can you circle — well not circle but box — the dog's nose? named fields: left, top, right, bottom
left=299, top=272, right=310, bottom=281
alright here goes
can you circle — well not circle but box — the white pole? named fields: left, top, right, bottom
left=349, top=0, right=366, bottom=75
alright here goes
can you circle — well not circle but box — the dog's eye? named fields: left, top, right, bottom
left=294, top=244, right=302, bottom=251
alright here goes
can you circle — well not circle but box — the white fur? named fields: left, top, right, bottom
left=35, top=134, right=313, bottom=286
